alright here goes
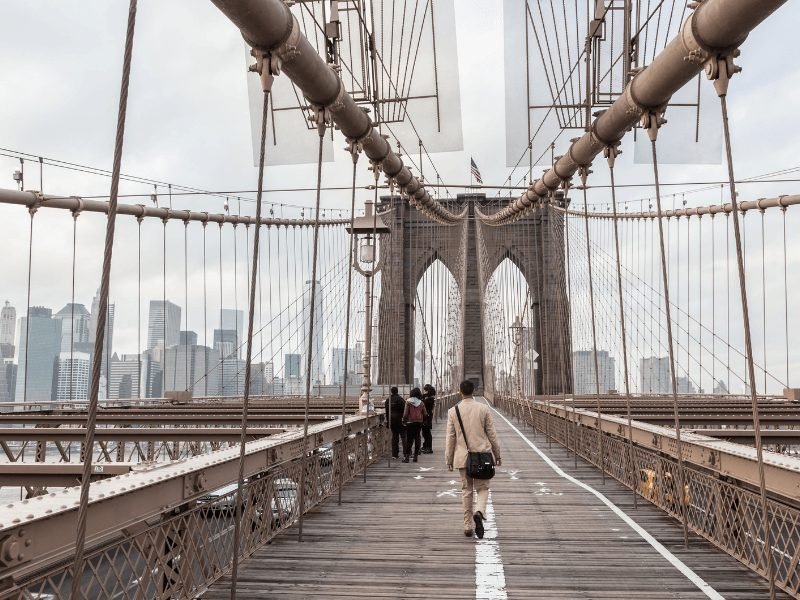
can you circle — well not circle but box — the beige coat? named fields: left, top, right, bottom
left=445, top=397, right=501, bottom=469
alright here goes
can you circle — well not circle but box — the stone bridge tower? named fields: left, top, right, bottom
left=377, top=193, right=572, bottom=395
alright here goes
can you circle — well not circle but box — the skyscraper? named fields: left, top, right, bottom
left=53, top=303, right=90, bottom=352
left=163, top=339, right=220, bottom=395
left=330, top=347, right=362, bottom=385
left=220, top=309, right=244, bottom=358
left=573, top=350, right=616, bottom=395
left=284, top=353, right=301, bottom=379
left=55, top=351, right=91, bottom=401
left=1, top=300, right=16, bottom=347
left=213, top=328, right=237, bottom=359
left=640, top=356, right=670, bottom=394
left=147, top=300, right=181, bottom=351
left=89, top=290, right=115, bottom=370
left=301, top=280, right=324, bottom=385
left=15, top=307, right=62, bottom=402
left=109, top=353, right=145, bottom=400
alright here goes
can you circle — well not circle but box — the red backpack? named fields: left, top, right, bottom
left=407, top=401, right=425, bottom=423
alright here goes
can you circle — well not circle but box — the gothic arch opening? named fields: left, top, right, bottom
left=414, top=258, right=461, bottom=391
left=483, top=257, right=537, bottom=397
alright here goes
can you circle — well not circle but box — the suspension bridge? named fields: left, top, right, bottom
left=0, top=0, right=799, bottom=598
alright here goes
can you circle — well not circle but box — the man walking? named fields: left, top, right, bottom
left=384, top=386, right=407, bottom=459
left=420, top=384, right=436, bottom=454
left=445, top=380, right=501, bottom=539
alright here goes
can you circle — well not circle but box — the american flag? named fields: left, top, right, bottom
left=470, top=157, right=483, bottom=184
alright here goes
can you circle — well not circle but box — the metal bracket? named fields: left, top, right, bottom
left=705, top=50, right=742, bottom=98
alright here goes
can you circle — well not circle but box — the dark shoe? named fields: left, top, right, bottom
left=473, top=512, right=485, bottom=539
left=402, top=456, right=410, bottom=463
left=412, top=455, right=418, bottom=463
left=464, top=529, right=474, bottom=537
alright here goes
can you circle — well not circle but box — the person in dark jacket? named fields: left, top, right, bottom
left=420, top=384, right=436, bottom=454
left=384, top=386, right=408, bottom=459
left=402, top=387, right=428, bottom=462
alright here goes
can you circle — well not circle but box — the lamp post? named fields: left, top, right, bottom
left=509, top=317, right=525, bottom=401
left=347, top=200, right=390, bottom=414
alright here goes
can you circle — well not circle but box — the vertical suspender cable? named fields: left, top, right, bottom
left=579, top=171, right=606, bottom=483
left=71, top=2, right=137, bottom=595
left=647, top=121, right=690, bottom=549
left=203, top=220, right=208, bottom=396
left=69, top=212, right=78, bottom=402
left=137, top=216, right=142, bottom=398
left=22, top=208, right=34, bottom=404
left=716, top=69, right=776, bottom=598
left=230, top=87, right=270, bottom=599
left=339, top=150, right=359, bottom=503
left=606, top=150, right=637, bottom=508
left=297, top=116, right=327, bottom=542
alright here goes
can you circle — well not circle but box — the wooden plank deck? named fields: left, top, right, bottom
left=205, top=399, right=783, bottom=599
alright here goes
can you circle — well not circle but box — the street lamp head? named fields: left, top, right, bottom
left=346, top=200, right=391, bottom=235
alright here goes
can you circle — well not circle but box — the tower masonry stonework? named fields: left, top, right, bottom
left=377, top=193, right=572, bottom=395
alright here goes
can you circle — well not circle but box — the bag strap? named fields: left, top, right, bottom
left=454, top=405, right=472, bottom=452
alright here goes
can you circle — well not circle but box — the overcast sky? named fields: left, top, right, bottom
left=0, top=1, right=798, bottom=391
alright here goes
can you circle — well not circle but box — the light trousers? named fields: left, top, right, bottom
left=459, top=468, right=490, bottom=530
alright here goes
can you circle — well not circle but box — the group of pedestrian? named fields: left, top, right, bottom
left=385, top=379, right=503, bottom=540
left=384, top=384, right=437, bottom=463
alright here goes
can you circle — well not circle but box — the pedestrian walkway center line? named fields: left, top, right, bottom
left=475, top=490, right=507, bottom=600
left=487, top=402, right=725, bottom=600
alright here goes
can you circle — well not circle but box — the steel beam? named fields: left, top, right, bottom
left=536, top=400, right=800, bottom=503
left=0, top=187, right=347, bottom=227
left=484, top=0, right=789, bottom=224
left=208, top=0, right=462, bottom=225
left=0, top=427, right=285, bottom=442
left=0, top=464, right=133, bottom=488
left=0, top=413, right=382, bottom=583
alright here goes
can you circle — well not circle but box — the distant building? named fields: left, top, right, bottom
left=109, top=353, right=144, bottom=400
left=179, top=330, right=198, bottom=347
left=302, top=280, right=324, bottom=385
left=55, top=351, right=91, bottom=401
left=53, top=303, right=90, bottom=353
left=142, top=349, right=163, bottom=398
left=713, top=379, right=729, bottom=394
left=220, top=309, right=244, bottom=359
left=1, top=301, right=16, bottom=348
left=163, top=342, right=219, bottom=395
left=147, top=300, right=181, bottom=351
left=573, top=350, right=615, bottom=395
left=330, top=347, right=362, bottom=385
left=213, top=328, right=237, bottom=359
left=218, top=356, right=245, bottom=396
left=284, top=353, right=303, bottom=395
left=640, top=356, right=670, bottom=394
left=0, top=360, right=16, bottom=402
left=15, top=307, right=62, bottom=402
left=88, top=289, right=115, bottom=381
left=676, top=376, right=697, bottom=394
left=284, top=353, right=301, bottom=379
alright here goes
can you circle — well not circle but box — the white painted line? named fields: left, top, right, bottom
left=489, top=404, right=725, bottom=600
left=475, top=491, right=507, bottom=600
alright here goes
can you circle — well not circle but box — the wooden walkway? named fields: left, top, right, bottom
left=205, top=400, right=782, bottom=599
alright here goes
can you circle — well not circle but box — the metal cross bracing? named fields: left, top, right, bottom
left=1, top=0, right=800, bottom=598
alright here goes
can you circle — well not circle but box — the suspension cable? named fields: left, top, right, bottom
left=338, top=146, right=360, bottom=503
left=71, top=1, right=137, bottom=593
left=578, top=168, right=606, bottom=484
left=229, top=85, right=271, bottom=598
left=713, top=58, right=776, bottom=598
left=645, top=113, right=690, bottom=549
left=297, top=111, right=327, bottom=542
left=606, top=147, right=637, bottom=508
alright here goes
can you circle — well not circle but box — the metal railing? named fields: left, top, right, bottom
left=0, top=414, right=387, bottom=599
left=493, top=395, right=800, bottom=598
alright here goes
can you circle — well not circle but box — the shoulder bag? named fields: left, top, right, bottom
left=454, top=405, right=495, bottom=480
